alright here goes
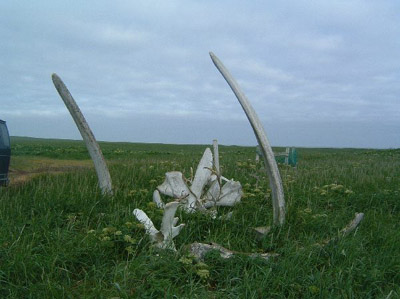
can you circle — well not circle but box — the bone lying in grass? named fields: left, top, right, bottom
left=339, top=212, right=364, bottom=237
left=51, top=73, right=112, bottom=195
left=209, top=52, right=285, bottom=226
left=315, top=212, right=364, bottom=247
left=188, top=242, right=278, bottom=261
left=253, top=226, right=272, bottom=240
left=155, top=148, right=242, bottom=213
left=133, top=201, right=185, bottom=251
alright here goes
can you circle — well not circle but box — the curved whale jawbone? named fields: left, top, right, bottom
left=52, top=73, right=113, bottom=196
left=209, top=52, right=285, bottom=226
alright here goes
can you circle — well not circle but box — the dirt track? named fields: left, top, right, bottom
left=7, top=158, right=92, bottom=186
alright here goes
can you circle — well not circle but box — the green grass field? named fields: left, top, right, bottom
left=0, top=137, right=399, bottom=298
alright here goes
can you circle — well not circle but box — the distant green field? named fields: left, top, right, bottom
left=0, top=137, right=399, bottom=297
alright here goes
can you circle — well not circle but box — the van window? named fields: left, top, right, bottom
left=0, top=123, right=10, bottom=148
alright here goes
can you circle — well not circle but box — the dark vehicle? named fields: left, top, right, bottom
left=0, top=120, right=11, bottom=186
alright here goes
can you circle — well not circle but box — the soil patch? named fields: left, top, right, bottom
left=7, top=157, right=93, bottom=186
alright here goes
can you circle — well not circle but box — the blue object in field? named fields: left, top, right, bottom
left=256, top=146, right=297, bottom=166
left=0, top=120, right=11, bottom=186
left=287, top=147, right=297, bottom=167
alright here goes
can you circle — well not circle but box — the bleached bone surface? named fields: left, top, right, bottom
left=315, top=212, right=365, bottom=247
left=157, top=171, right=198, bottom=212
left=188, top=242, right=278, bottom=261
left=203, top=180, right=242, bottom=208
left=153, top=190, right=165, bottom=209
left=52, top=74, right=112, bottom=195
left=213, top=140, right=220, bottom=176
left=209, top=52, right=285, bottom=226
left=132, top=209, right=160, bottom=242
left=156, top=148, right=242, bottom=212
left=133, top=201, right=185, bottom=250
left=204, top=180, right=221, bottom=205
left=217, top=180, right=242, bottom=206
left=160, top=202, right=185, bottom=242
left=340, top=212, right=364, bottom=237
left=157, top=172, right=191, bottom=199
left=190, top=148, right=213, bottom=199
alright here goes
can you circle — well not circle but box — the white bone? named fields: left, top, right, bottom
left=314, top=212, right=365, bottom=247
left=52, top=73, right=112, bottom=195
left=203, top=179, right=242, bottom=208
left=204, top=180, right=221, bottom=205
left=340, top=212, right=364, bottom=237
left=157, top=171, right=190, bottom=198
left=132, top=209, right=159, bottom=242
left=217, top=180, right=242, bottom=206
left=190, top=148, right=213, bottom=199
left=209, top=52, right=285, bottom=226
left=133, top=201, right=185, bottom=250
left=156, top=147, right=242, bottom=213
left=156, top=171, right=198, bottom=212
left=153, top=190, right=165, bottom=209
left=160, top=201, right=185, bottom=240
left=213, top=139, right=220, bottom=177
left=182, top=148, right=213, bottom=212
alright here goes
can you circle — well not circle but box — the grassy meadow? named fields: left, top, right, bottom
left=0, top=137, right=399, bottom=298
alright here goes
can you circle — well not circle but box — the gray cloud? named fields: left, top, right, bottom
left=1, top=1, right=399, bottom=148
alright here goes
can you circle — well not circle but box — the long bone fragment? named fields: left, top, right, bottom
left=52, top=73, right=112, bottom=195
left=315, top=212, right=365, bottom=247
left=209, top=52, right=285, bottom=226
left=212, top=139, right=220, bottom=177
left=188, top=242, right=278, bottom=261
left=133, top=201, right=185, bottom=250
left=191, top=148, right=213, bottom=200
left=339, top=212, right=364, bottom=237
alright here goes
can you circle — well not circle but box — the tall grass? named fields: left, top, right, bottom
left=0, top=137, right=399, bottom=297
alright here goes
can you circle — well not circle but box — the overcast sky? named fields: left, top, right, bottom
left=1, top=1, right=399, bottom=148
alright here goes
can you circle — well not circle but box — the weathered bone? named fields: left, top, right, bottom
left=213, top=139, right=220, bottom=177
left=52, top=74, right=112, bottom=195
left=204, top=179, right=221, bottom=205
left=339, top=212, right=364, bottom=237
left=153, top=190, right=165, bottom=209
left=314, top=212, right=365, bottom=247
left=156, top=148, right=242, bottom=213
left=203, top=179, right=242, bottom=208
left=188, top=242, right=278, bottom=261
left=132, top=208, right=160, bottom=242
left=191, top=148, right=213, bottom=199
left=133, top=201, right=185, bottom=250
left=209, top=52, right=285, bottom=226
left=156, top=171, right=199, bottom=212
left=216, top=180, right=242, bottom=206
left=157, top=171, right=191, bottom=199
